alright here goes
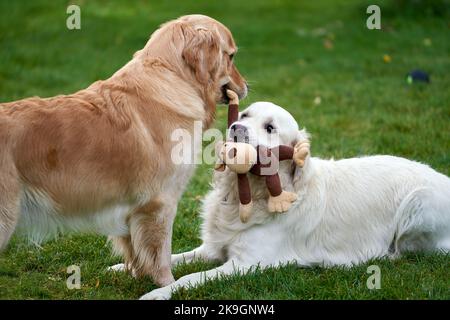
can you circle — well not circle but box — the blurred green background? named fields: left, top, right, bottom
left=0, top=0, right=449, bottom=299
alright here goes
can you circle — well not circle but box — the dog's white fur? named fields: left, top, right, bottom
left=141, top=102, right=450, bottom=299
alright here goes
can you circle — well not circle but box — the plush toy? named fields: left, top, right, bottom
left=215, top=90, right=309, bottom=223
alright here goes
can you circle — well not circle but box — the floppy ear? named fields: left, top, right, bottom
left=182, top=25, right=221, bottom=84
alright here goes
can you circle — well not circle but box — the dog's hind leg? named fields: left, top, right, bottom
left=128, top=197, right=177, bottom=287
left=394, top=185, right=450, bottom=254
left=0, top=158, right=20, bottom=251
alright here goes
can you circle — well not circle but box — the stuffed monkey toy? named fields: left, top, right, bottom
left=215, top=90, right=310, bottom=223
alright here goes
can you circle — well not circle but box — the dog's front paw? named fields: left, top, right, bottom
left=108, top=263, right=126, bottom=272
left=268, top=191, right=297, bottom=213
left=140, top=288, right=172, bottom=300
left=107, top=263, right=137, bottom=278
left=293, top=139, right=310, bottom=167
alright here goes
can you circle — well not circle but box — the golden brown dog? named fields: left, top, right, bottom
left=0, top=14, right=247, bottom=287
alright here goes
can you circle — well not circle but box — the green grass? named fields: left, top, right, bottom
left=0, top=0, right=449, bottom=299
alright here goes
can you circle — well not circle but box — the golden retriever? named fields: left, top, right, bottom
left=0, top=14, right=247, bottom=287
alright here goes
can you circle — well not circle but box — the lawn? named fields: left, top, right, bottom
left=0, top=0, right=449, bottom=299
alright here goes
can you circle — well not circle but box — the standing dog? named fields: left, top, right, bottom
left=0, top=15, right=247, bottom=287
left=142, top=102, right=450, bottom=299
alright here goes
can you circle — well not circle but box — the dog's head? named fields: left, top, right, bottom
left=227, top=102, right=308, bottom=149
left=141, top=15, right=247, bottom=104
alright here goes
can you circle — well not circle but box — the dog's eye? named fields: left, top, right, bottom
left=240, top=113, right=248, bottom=119
left=265, top=124, right=275, bottom=134
left=229, top=54, right=235, bottom=60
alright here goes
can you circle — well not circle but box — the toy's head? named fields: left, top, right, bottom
left=216, top=141, right=257, bottom=174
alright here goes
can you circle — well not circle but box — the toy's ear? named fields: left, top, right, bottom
left=214, top=141, right=226, bottom=171
left=214, top=162, right=226, bottom=171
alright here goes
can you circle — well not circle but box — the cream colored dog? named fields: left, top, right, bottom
left=142, top=101, right=450, bottom=299
left=0, top=15, right=247, bottom=287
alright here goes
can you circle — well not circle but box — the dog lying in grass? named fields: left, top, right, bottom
left=141, top=101, right=450, bottom=300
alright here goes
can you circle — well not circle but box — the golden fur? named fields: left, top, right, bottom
left=0, top=14, right=247, bottom=286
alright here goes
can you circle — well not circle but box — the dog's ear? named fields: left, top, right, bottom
left=181, top=24, right=221, bottom=84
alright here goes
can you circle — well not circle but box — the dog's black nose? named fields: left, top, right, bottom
left=230, top=124, right=249, bottom=143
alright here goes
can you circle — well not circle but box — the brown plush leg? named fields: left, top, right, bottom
left=266, top=174, right=297, bottom=213
left=265, top=174, right=282, bottom=197
left=268, top=191, right=297, bottom=213
left=239, top=201, right=253, bottom=223
left=237, top=173, right=253, bottom=223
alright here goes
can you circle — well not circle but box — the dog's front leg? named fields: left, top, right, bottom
left=127, top=198, right=177, bottom=287
left=140, top=260, right=250, bottom=300
left=171, top=243, right=225, bottom=266
left=171, top=244, right=211, bottom=266
left=109, top=243, right=209, bottom=275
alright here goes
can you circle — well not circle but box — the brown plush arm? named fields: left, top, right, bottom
left=271, top=145, right=294, bottom=161
left=228, top=104, right=239, bottom=127
left=237, top=173, right=252, bottom=205
left=227, top=90, right=240, bottom=127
